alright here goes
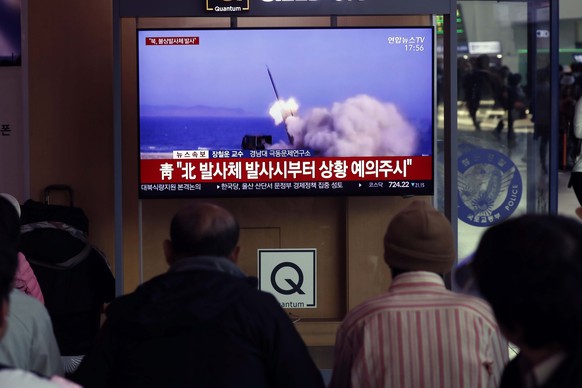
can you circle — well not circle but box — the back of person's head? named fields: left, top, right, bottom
left=0, top=194, right=20, bottom=218
left=0, top=245, right=17, bottom=302
left=476, top=54, right=490, bottom=70
left=383, top=200, right=456, bottom=275
left=561, top=74, right=576, bottom=87
left=0, top=244, right=17, bottom=340
left=508, top=73, right=522, bottom=86
left=0, top=194, right=21, bottom=247
left=471, top=214, right=582, bottom=351
left=168, top=202, right=239, bottom=260
left=0, top=194, right=20, bottom=319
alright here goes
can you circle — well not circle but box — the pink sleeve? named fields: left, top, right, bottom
left=50, top=375, right=83, bottom=387
left=13, top=252, right=45, bottom=304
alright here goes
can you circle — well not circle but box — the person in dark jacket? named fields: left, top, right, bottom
left=463, top=54, right=503, bottom=132
left=71, top=201, right=324, bottom=388
left=471, top=214, right=582, bottom=388
left=494, top=72, right=525, bottom=148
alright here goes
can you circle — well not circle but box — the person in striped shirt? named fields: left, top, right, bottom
left=472, top=214, right=582, bottom=387
left=329, top=200, right=508, bottom=388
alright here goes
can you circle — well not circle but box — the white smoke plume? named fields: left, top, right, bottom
left=269, top=94, right=418, bottom=156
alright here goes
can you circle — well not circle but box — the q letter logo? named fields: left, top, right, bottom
left=271, top=262, right=305, bottom=295
left=258, top=249, right=317, bottom=308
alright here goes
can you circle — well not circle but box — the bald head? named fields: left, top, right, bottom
left=167, top=202, right=239, bottom=263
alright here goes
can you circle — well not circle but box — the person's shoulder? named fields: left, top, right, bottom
left=101, top=283, right=147, bottom=321
left=445, top=291, right=499, bottom=323
left=463, top=70, right=476, bottom=79
left=8, top=289, right=50, bottom=320
left=335, top=293, right=392, bottom=333
left=230, top=277, right=303, bottom=321
left=237, top=278, right=284, bottom=308
left=109, top=268, right=190, bottom=303
left=107, top=272, right=266, bottom=317
left=0, top=368, right=64, bottom=387
left=10, top=288, right=42, bottom=305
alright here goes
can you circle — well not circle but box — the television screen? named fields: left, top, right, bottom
left=137, top=27, right=434, bottom=198
left=0, top=0, right=22, bottom=66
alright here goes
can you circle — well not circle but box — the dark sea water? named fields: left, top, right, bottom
left=140, top=115, right=434, bottom=156
left=140, top=116, right=287, bottom=153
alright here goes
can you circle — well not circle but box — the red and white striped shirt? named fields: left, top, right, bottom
left=330, top=271, right=508, bottom=388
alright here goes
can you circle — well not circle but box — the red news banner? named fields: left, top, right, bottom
left=141, top=156, right=432, bottom=184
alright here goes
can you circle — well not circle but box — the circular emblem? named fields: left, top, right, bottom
left=458, top=148, right=522, bottom=227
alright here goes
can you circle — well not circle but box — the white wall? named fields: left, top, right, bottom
left=560, top=0, right=582, bottom=21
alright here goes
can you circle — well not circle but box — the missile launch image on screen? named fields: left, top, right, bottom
left=138, top=27, right=433, bottom=158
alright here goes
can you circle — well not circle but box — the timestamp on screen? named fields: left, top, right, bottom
left=405, top=44, right=425, bottom=52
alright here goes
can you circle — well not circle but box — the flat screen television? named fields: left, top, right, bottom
left=0, top=1, right=22, bottom=66
left=137, top=27, right=434, bottom=198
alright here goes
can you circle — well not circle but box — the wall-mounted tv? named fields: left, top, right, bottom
left=0, top=1, right=22, bottom=66
left=138, top=27, right=434, bottom=198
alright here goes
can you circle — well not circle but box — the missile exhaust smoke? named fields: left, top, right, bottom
left=268, top=94, right=419, bottom=157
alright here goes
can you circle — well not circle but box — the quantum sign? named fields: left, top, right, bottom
left=206, top=0, right=249, bottom=12
left=258, top=249, right=317, bottom=309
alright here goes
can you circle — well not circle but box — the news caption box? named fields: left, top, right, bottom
left=258, top=249, right=317, bottom=309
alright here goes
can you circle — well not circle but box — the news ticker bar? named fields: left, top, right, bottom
left=140, top=156, right=432, bottom=183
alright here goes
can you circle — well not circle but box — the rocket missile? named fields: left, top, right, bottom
left=266, top=65, right=281, bottom=102
left=266, top=65, right=294, bottom=145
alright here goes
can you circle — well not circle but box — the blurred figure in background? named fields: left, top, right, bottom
left=568, top=96, right=582, bottom=206
left=463, top=54, right=504, bottom=132
left=494, top=72, right=526, bottom=149
left=533, top=68, right=552, bottom=173
left=0, top=193, right=44, bottom=304
left=0, top=195, right=63, bottom=377
left=559, top=72, right=579, bottom=169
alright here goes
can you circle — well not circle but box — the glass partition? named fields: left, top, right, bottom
left=437, top=0, right=557, bottom=259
